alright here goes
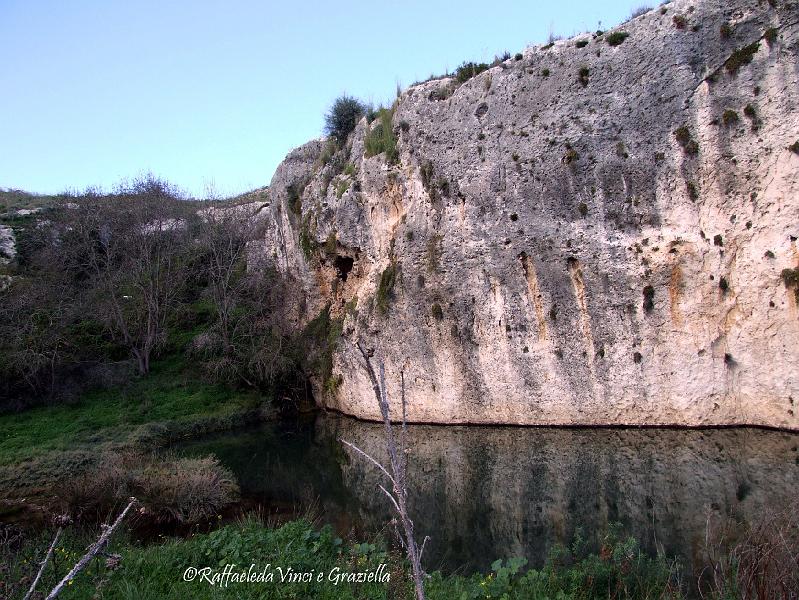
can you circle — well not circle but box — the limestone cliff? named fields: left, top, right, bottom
left=252, top=0, right=799, bottom=428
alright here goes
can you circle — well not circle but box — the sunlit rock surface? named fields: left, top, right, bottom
left=253, top=0, right=799, bottom=427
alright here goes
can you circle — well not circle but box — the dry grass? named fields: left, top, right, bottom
left=62, top=451, right=239, bottom=524
left=698, top=509, right=799, bottom=599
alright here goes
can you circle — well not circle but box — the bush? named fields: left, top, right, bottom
left=364, top=106, right=399, bottom=164
left=722, top=109, right=739, bottom=126
left=606, top=31, right=630, bottom=46
left=674, top=126, right=699, bottom=155
left=673, top=15, right=687, bottom=29
left=782, top=267, right=799, bottom=288
left=431, top=302, right=444, bottom=320
left=724, top=42, right=760, bottom=75
left=578, top=66, right=590, bottom=86
left=765, top=27, right=778, bottom=46
left=789, top=141, right=799, bottom=154
left=324, top=95, right=366, bottom=144
left=63, top=451, right=239, bottom=524
left=454, top=61, right=489, bottom=83
left=376, top=262, right=398, bottom=315
left=686, top=181, right=698, bottom=201
left=576, top=39, right=589, bottom=48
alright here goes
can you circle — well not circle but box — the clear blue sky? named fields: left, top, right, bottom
left=1, top=0, right=639, bottom=198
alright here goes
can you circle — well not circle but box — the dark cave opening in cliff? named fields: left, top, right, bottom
left=334, top=255, right=355, bottom=281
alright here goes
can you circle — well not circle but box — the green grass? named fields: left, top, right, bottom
left=0, top=354, right=270, bottom=502
left=3, top=520, right=684, bottom=600
left=0, top=356, right=262, bottom=467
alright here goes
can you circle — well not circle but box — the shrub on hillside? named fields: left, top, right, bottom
left=324, top=95, right=366, bottom=144
left=364, top=106, right=399, bottom=164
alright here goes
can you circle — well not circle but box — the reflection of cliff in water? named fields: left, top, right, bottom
left=321, top=416, right=799, bottom=574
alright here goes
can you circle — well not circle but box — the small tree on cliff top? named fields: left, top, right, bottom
left=324, top=95, right=366, bottom=144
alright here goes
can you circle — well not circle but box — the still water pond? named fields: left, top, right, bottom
left=178, top=414, right=799, bottom=576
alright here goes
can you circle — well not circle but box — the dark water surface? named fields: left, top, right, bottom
left=177, top=414, right=799, bottom=576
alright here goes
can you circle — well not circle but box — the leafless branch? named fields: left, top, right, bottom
left=45, top=498, right=137, bottom=600
left=22, top=527, right=63, bottom=600
left=338, top=342, right=427, bottom=600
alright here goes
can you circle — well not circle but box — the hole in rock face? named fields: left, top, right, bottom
left=334, top=255, right=355, bottom=281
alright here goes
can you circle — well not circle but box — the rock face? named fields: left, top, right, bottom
left=253, top=0, right=799, bottom=428
left=0, top=224, right=16, bottom=266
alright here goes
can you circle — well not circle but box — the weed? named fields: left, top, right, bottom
left=376, top=262, right=398, bottom=315
left=431, top=303, right=444, bottom=320
left=578, top=66, right=590, bottom=86
left=455, top=61, right=490, bottom=84
left=725, top=42, right=760, bottom=75
left=686, top=181, right=698, bottom=201
left=606, top=31, right=630, bottom=46
left=364, top=106, right=399, bottom=165
left=765, top=27, right=778, bottom=46
left=722, top=109, right=739, bottom=126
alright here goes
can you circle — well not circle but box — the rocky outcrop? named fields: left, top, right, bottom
left=0, top=224, right=16, bottom=266
left=253, top=0, right=799, bottom=428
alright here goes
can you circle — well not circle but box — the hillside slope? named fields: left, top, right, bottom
left=252, top=0, right=799, bottom=428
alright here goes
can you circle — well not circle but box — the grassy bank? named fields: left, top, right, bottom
left=3, top=518, right=685, bottom=600
left=0, top=355, right=274, bottom=502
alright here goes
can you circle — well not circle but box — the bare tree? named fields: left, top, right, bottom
left=339, top=343, right=428, bottom=600
left=197, top=207, right=254, bottom=354
left=193, top=207, right=295, bottom=390
left=56, top=180, right=191, bottom=375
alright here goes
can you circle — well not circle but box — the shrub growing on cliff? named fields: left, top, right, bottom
left=454, top=61, right=490, bottom=83
left=789, top=141, right=799, bottom=154
left=606, top=31, right=630, bottom=46
left=578, top=66, right=590, bottom=86
left=724, top=42, right=760, bottom=75
left=722, top=109, right=739, bottom=126
left=324, top=95, right=366, bottom=144
left=376, top=262, right=398, bottom=315
left=674, top=126, right=699, bottom=155
left=781, top=267, right=799, bottom=301
left=364, top=106, right=399, bottom=165
left=431, top=302, right=444, bottom=320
